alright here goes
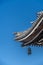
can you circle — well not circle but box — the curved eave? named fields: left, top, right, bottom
left=15, top=16, right=43, bottom=42
left=14, top=14, right=43, bottom=40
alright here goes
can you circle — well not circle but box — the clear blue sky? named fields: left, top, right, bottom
left=0, top=0, right=43, bottom=65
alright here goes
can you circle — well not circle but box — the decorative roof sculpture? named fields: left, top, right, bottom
left=14, top=11, right=43, bottom=55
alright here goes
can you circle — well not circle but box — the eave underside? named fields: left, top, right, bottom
left=21, top=31, right=43, bottom=47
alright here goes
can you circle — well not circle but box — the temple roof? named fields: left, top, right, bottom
left=14, top=11, right=43, bottom=47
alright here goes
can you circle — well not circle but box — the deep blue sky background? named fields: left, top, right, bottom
left=0, top=0, right=43, bottom=65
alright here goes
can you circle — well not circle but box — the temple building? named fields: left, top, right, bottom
left=14, top=11, right=43, bottom=54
